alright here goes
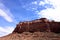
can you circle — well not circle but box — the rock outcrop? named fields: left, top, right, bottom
left=13, top=18, right=60, bottom=33
left=0, top=18, right=60, bottom=40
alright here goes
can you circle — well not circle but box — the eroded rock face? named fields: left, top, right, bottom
left=50, top=22, right=60, bottom=33
left=13, top=18, right=60, bottom=33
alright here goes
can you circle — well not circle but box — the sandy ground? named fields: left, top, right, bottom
left=0, top=32, right=60, bottom=40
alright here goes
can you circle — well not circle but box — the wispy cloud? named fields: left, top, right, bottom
left=0, top=26, right=14, bottom=37
left=23, top=0, right=51, bottom=11
left=22, top=1, right=38, bottom=11
left=0, top=3, right=14, bottom=22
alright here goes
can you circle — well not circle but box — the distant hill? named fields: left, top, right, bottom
left=0, top=18, right=60, bottom=40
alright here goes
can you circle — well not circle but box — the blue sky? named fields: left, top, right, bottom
left=0, top=0, right=60, bottom=37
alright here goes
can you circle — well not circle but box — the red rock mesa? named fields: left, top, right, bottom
left=13, top=18, right=60, bottom=33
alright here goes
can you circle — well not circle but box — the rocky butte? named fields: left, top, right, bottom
left=0, top=18, right=60, bottom=40
left=13, top=18, right=60, bottom=33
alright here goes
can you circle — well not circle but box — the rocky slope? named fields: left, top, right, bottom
left=0, top=18, right=60, bottom=40
left=0, top=32, right=60, bottom=40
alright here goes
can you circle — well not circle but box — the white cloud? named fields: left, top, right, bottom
left=37, top=0, right=60, bottom=22
left=39, top=1, right=45, bottom=5
left=0, top=3, right=14, bottom=22
left=21, top=0, right=60, bottom=21
left=32, top=1, right=38, bottom=5
left=0, top=26, right=14, bottom=37
left=0, top=9, right=13, bottom=22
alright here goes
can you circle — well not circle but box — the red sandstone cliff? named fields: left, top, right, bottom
left=0, top=18, right=60, bottom=40
left=13, top=18, right=60, bottom=33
